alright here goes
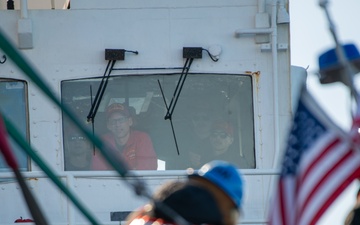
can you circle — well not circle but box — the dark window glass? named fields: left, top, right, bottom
left=61, top=74, right=255, bottom=171
left=0, top=80, right=28, bottom=172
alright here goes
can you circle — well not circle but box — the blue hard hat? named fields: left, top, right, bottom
left=187, top=160, right=244, bottom=209
left=318, top=43, right=360, bottom=70
left=318, top=43, right=360, bottom=84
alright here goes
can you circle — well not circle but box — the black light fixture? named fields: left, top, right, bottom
left=182, top=47, right=202, bottom=59
left=7, top=0, right=14, bottom=10
left=87, top=49, right=138, bottom=123
left=105, top=49, right=125, bottom=61
left=105, top=49, right=138, bottom=61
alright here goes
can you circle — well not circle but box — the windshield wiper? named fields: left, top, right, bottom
left=87, top=49, right=138, bottom=123
left=158, top=47, right=202, bottom=155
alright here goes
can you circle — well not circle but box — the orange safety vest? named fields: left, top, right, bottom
left=128, top=215, right=214, bottom=225
left=128, top=215, right=177, bottom=225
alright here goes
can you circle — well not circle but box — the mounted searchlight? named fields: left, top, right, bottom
left=277, top=1, right=290, bottom=24
left=318, top=43, right=360, bottom=86
left=208, top=45, right=222, bottom=60
left=105, top=49, right=138, bottom=61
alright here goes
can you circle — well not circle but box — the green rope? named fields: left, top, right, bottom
left=0, top=28, right=136, bottom=182
left=2, top=114, right=101, bottom=225
left=0, top=28, right=150, bottom=221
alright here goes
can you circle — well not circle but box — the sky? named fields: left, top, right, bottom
left=289, top=0, right=360, bottom=224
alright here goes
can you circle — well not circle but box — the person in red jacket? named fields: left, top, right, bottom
left=92, top=103, right=157, bottom=170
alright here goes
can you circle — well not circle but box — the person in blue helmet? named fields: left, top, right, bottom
left=126, top=160, right=244, bottom=225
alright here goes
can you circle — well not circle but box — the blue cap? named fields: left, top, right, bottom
left=188, top=160, right=244, bottom=209
left=319, top=43, right=360, bottom=70
left=318, top=43, right=360, bottom=84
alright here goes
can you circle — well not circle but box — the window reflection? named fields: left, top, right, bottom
left=0, top=80, right=28, bottom=172
left=64, top=128, right=93, bottom=171
left=61, top=74, right=255, bottom=171
left=91, top=103, right=157, bottom=170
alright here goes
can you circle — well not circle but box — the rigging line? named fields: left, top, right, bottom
left=1, top=30, right=191, bottom=225
left=14, top=168, right=49, bottom=225
left=1, top=114, right=100, bottom=225
left=0, top=115, right=49, bottom=225
left=86, top=60, right=113, bottom=122
left=0, top=29, right=147, bottom=200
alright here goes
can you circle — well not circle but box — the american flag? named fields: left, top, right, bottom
left=268, top=88, right=360, bottom=225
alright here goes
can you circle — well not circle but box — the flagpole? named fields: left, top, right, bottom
left=319, top=0, right=359, bottom=102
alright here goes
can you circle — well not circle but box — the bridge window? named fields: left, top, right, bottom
left=61, top=73, right=255, bottom=171
left=0, top=80, right=28, bottom=172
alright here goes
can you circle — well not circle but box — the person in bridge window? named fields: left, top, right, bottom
left=64, top=129, right=93, bottom=171
left=92, top=103, right=158, bottom=170
left=175, top=104, right=215, bottom=169
left=125, top=160, right=244, bottom=225
left=208, top=121, right=249, bottom=168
